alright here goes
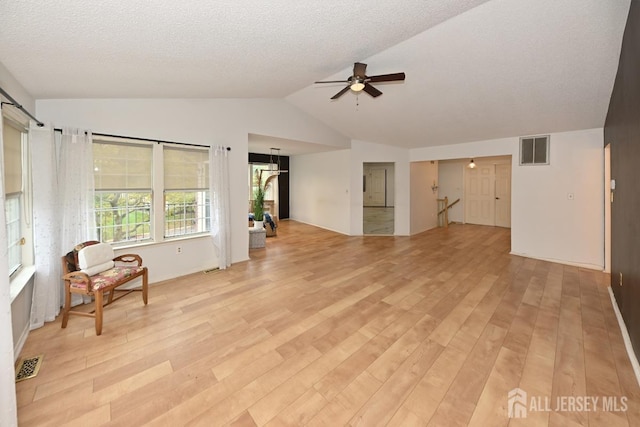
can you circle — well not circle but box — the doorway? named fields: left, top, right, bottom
left=363, top=162, right=394, bottom=235
left=464, top=158, right=511, bottom=228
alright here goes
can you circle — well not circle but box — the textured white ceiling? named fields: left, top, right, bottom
left=0, top=0, right=630, bottom=150
left=0, top=0, right=488, bottom=98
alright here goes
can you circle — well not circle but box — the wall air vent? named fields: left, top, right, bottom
left=520, top=135, right=549, bottom=165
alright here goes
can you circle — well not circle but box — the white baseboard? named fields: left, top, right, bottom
left=608, top=287, right=640, bottom=387
left=509, top=251, right=603, bottom=271
left=289, top=219, right=349, bottom=236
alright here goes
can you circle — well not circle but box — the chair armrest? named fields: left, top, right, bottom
left=63, top=271, right=92, bottom=290
left=113, top=254, right=143, bottom=266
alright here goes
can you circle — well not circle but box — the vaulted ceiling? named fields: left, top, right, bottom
left=0, top=0, right=631, bottom=151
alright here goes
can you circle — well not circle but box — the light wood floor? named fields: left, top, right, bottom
left=15, top=221, right=640, bottom=426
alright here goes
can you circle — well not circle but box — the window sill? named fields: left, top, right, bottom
left=113, top=233, right=210, bottom=251
left=10, top=265, right=36, bottom=303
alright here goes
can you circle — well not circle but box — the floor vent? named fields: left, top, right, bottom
left=203, top=267, right=220, bottom=274
left=15, top=355, right=44, bottom=382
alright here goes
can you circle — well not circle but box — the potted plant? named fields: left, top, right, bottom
left=253, top=185, right=266, bottom=229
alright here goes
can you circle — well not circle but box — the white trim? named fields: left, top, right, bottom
left=12, top=322, right=29, bottom=363
left=291, top=219, right=350, bottom=236
left=608, top=287, right=640, bottom=387
left=9, top=265, right=35, bottom=303
left=509, top=251, right=603, bottom=271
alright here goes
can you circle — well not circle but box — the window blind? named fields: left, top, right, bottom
left=93, top=140, right=153, bottom=190
left=2, top=120, right=22, bottom=195
left=164, top=146, right=209, bottom=190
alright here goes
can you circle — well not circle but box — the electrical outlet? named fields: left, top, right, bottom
left=176, top=246, right=182, bottom=254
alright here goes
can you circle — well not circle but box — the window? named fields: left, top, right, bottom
left=249, top=163, right=279, bottom=214
left=93, top=138, right=211, bottom=244
left=5, top=195, right=20, bottom=275
left=3, top=118, right=26, bottom=277
left=163, top=146, right=209, bottom=237
left=520, top=135, right=549, bottom=165
left=93, top=139, right=153, bottom=244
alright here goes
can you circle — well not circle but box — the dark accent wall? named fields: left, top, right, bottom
left=604, top=0, right=640, bottom=356
left=248, top=153, right=290, bottom=219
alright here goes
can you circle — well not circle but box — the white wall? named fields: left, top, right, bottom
left=290, top=149, right=351, bottom=234
left=36, top=98, right=350, bottom=275
left=410, top=161, right=439, bottom=234
left=0, top=62, right=35, bottom=113
left=411, top=128, right=605, bottom=269
left=350, top=140, right=411, bottom=235
left=114, top=237, right=216, bottom=283
left=437, top=160, right=466, bottom=223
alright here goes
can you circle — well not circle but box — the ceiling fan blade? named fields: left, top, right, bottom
left=315, top=80, right=350, bottom=84
left=367, top=72, right=406, bottom=83
left=353, top=62, right=367, bottom=78
left=331, top=86, right=351, bottom=100
left=363, top=83, right=382, bottom=98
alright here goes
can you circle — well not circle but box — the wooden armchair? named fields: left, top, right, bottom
left=61, top=241, right=148, bottom=335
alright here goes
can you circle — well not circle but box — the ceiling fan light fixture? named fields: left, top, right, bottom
left=350, top=80, right=365, bottom=92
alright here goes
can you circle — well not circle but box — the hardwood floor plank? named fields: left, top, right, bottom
left=427, top=323, right=508, bottom=426
left=350, top=339, right=444, bottom=426
left=306, top=370, right=382, bottom=427
left=467, top=346, right=525, bottom=426
left=248, top=331, right=369, bottom=425
left=264, top=389, right=328, bottom=427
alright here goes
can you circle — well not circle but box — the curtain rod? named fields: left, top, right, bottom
left=0, top=86, right=45, bottom=127
left=0, top=85, right=230, bottom=150
left=53, top=128, right=230, bottom=150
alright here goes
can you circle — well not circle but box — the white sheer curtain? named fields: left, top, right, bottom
left=58, top=128, right=96, bottom=257
left=30, top=125, right=61, bottom=328
left=209, top=145, right=232, bottom=269
left=30, top=126, right=95, bottom=329
left=58, top=128, right=96, bottom=306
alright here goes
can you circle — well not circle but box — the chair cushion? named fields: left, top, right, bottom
left=69, top=266, right=145, bottom=292
left=64, top=240, right=100, bottom=272
left=78, top=242, right=115, bottom=275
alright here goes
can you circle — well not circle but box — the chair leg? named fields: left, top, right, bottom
left=94, top=290, right=104, bottom=336
left=142, top=269, right=148, bottom=305
left=61, top=282, right=71, bottom=329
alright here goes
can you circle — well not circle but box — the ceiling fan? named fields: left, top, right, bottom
left=314, top=62, right=405, bottom=100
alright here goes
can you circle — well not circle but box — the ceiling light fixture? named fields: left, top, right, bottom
left=350, top=79, right=365, bottom=92
left=468, top=159, right=476, bottom=169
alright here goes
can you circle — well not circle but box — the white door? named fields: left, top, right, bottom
left=365, top=168, right=386, bottom=206
left=465, top=164, right=494, bottom=226
left=495, top=164, right=511, bottom=228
